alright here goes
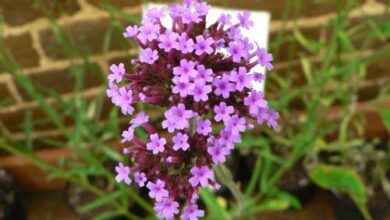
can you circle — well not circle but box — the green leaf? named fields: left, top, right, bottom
left=200, top=188, right=230, bottom=220
left=102, top=146, right=123, bottom=162
left=23, top=110, right=33, bottom=152
left=309, top=164, right=366, bottom=206
left=273, top=189, right=301, bottom=209
left=78, top=191, right=122, bottom=213
left=248, top=198, right=290, bottom=214
left=379, top=109, right=390, bottom=134
left=293, top=29, right=323, bottom=52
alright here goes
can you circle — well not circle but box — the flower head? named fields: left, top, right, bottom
left=108, top=1, right=279, bottom=218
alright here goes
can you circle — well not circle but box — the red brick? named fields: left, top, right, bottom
left=209, top=0, right=365, bottom=20
left=39, top=18, right=136, bottom=60
left=14, top=63, right=103, bottom=101
left=2, top=33, right=39, bottom=70
left=270, top=27, right=321, bottom=62
left=86, top=0, right=364, bottom=20
left=85, top=0, right=173, bottom=9
left=0, top=0, right=80, bottom=26
left=366, top=57, right=390, bottom=81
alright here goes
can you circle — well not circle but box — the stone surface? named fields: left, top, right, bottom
left=2, top=33, right=39, bottom=70
left=0, top=83, right=15, bottom=106
left=39, top=18, right=135, bottom=59
left=0, top=0, right=80, bottom=26
left=14, top=63, right=103, bottom=101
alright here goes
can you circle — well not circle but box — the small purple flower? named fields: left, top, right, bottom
left=225, top=114, right=246, bottom=134
left=117, top=87, right=134, bottom=115
left=173, top=59, right=198, bottom=82
left=121, top=126, right=134, bottom=143
left=140, top=48, right=159, bottom=64
left=169, top=3, right=184, bottom=18
left=215, top=39, right=225, bottom=48
left=244, top=91, right=268, bottom=115
left=146, top=133, right=167, bottom=155
left=266, top=110, right=279, bottom=129
left=158, top=30, right=179, bottom=52
left=218, top=13, right=232, bottom=26
left=237, top=11, right=254, bottom=29
left=227, top=41, right=246, bottom=63
left=172, top=76, right=195, bottom=97
left=189, top=165, right=214, bottom=187
left=218, top=129, right=241, bottom=149
left=172, top=132, right=190, bottom=151
left=195, top=2, right=211, bottom=16
left=208, top=143, right=230, bottom=165
left=115, top=163, right=131, bottom=185
left=253, top=72, right=265, bottom=82
left=108, top=63, right=125, bottom=83
left=130, top=112, right=149, bottom=128
left=138, top=23, right=160, bottom=44
left=178, top=34, right=195, bottom=54
left=147, top=179, right=169, bottom=202
left=154, top=198, right=179, bottom=220
left=144, top=7, right=166, bottom=23
left=214, top=102, right=235, bottom=122
left=106, top=83, right=119, bottom=99
left=196, top=119, right=212, bottom=135
left=195, top=65, right=213, bottom=83
left=181, top=204, right=205, bottom=220
left=255, top=48, right=274, bottom=71
left=162, top=104, right=194, bottom=132
left=194, top=36, right=215, bottom=55
left=182, top=11, right=202, bottom=24
left=190, top=81, right=212, bottom=102
left=228, top=26, right=242, bottom=40
left=123, top=25, right=138, bottom=38
left=134, top=172, right=147, bottom=187
left=230, top=67, right=253, bottom=91
left=213, top=74, right=235, bottom=98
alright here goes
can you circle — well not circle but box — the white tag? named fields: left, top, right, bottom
left=142, top=3, right=270, bottom=92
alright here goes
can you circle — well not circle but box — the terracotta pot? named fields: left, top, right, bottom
left=331, top=191, right=390, bottom=220
left=0, top=148, right=72, bottom=191
left=0, top=169, right=25, bottom=220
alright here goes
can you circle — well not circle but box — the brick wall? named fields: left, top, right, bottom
left=0, top=0, right=389, bottom=145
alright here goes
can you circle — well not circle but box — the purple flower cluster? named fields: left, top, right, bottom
left=108, top=1, right=279, bottom=219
